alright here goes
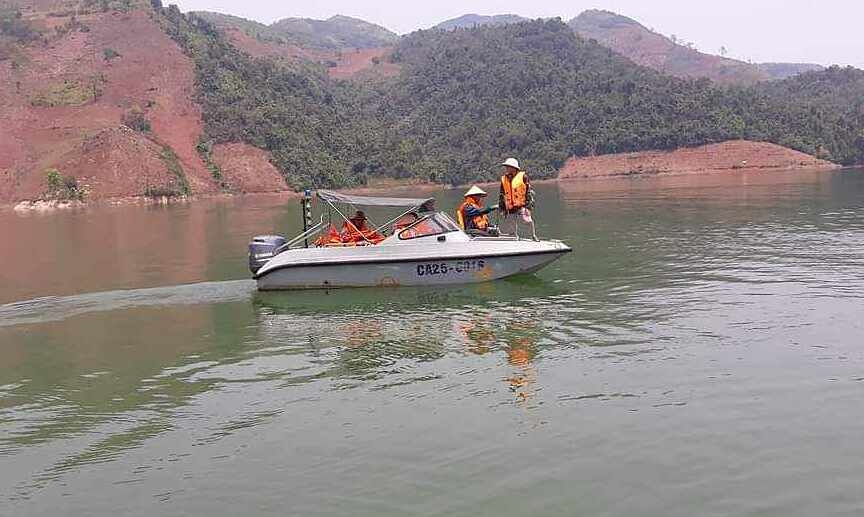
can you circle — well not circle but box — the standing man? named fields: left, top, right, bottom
left=498, top=158, right=537, bottom=239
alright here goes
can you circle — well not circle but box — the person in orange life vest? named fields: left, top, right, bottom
left=456, top=185, right=497, bottom=234
left=497, top=158, right=537, bottom=240
left=341, top=210, right=383, bottom=243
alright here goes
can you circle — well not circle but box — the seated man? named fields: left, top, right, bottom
left=341, top=210, right=384, bottom=244
left=457, top=185, right=497, bottom=235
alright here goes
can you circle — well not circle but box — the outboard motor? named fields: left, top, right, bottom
left=248, top=235, right=287, bottom=275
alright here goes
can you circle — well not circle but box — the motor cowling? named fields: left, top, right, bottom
left=248, top=235, right=287, bottom=275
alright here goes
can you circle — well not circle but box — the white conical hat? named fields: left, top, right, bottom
left=501, top=158, right=520, bottom=170
left=464, top=185, right=487, bottom=197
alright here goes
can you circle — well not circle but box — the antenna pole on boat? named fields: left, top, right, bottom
left=301, top=189, right=312, bottom=248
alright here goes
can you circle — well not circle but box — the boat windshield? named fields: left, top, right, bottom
left=398, top=212, right=461, bottom=240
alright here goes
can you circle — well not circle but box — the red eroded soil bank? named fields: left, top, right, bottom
left=210, top=143, right=287, bottom=193
left=0, top=8, right=214, bottom=202
left=558, top=140, right=840, bottom=180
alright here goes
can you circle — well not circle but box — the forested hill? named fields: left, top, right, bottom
left=374, top=20, right=863, bottom=181
left=164, top=13, right=862, bottom=188
left=746, top=66, right=864, bottom=164
left=433, top=14, right=528, bottom=31
left=193, top=11, right=397, bottom=49
left=270, top=15, right=398, bottom=49
left=5, top=1, right=859, bottom=202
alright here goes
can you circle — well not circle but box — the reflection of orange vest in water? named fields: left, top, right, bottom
left=501, top=171, right=527, bottom=212
left=456, top=198, right=489, bottom=230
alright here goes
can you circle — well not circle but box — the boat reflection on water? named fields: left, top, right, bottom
left=503, top=322, right=542, bottom=404
left=252, top=275, right=568, bottom=315
left=252, top=277, right=558, bottom=400
left=457, top=316, right=543, bottom=404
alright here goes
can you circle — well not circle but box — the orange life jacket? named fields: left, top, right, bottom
left=341, top=221, right=384, bottom=244
left=501, top=171, right=527, bottom=212
left=399, top=219, right=435, bottom=239
left=314, top=224, right=344, bottom=246
left=456, top=198, right=489, bottom=230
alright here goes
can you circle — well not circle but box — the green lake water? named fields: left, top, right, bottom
left=1, top=169, right=863, bottom=516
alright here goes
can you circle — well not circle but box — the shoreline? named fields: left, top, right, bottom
left=557, top=140, right=842, bottom=181
left=6, top=164, right=858, bottom=213
left=5, top=139, right=852, bottom=212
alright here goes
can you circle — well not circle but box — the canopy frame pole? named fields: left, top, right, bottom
left=327, top=200, right=375, bottom=246
left=378, top=206, right=421, bottom=234
left=281, top=215, right=325, bottom=251
left=345, top=201, right=383, bottom=235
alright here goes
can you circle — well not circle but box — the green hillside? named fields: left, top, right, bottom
left=270, top=15, right=398, bottom=49
left=160, top=6, right=379, bottom=188
left=158, top=10, right=864, bottom=189
left=191, top=11, right=282, bottom=42
left=748, top=66, right=864, bottom=164
left=758, top=62, right=825, bottom=80
left=433, top=14, right=528, bottom=31
left=193, top=11, right=398, bottom=50
left=380, top=20, right=863, bottom=181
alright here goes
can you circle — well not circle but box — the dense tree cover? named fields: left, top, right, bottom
left=382, top=20, right=746, bottom=181
left=757, top=62, right=825, bottom=81
left=383, top=21, right=864, bottom=180
left=156, top=10, right=863, bottom=189
left=193, top=11, right=397, bottom=50
left=269, top=15, right=398, bottom=49
left=157, top=5, right=382, bottom=188
left=434, top=14, right=529, bottom=31
left=190, top=12, right=285, bottom=44
left=747, top=66, right=864, bottom=164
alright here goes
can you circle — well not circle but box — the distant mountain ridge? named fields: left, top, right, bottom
left=568, top=9, right=828, bottom=83
left=194, top=8, right=827, bottom=84
left=568, top=9, right=769, bottom=84
left=194, top=11, right=397, bottom=49
left=757, top=62, right=825, bottom=80
left=433, top=14, right=528, bottom=31
left=271, top=14, right=398, bottom=49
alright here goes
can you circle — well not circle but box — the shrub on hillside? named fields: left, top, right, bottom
left=103, top=47, right=121, bottom=61
left=45, top=169, right=85, bottom=201
left=122, top=110, right=151, bottom=132
left=143, top=183, right=185, bottom=198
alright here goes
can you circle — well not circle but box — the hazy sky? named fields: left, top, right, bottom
left=172, top=0, right=864, bottom=67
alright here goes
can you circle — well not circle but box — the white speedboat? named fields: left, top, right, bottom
left=249, top=190, right=571, bottom=290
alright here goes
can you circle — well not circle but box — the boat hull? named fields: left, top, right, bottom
left=256, top=249, right=569, bottom=290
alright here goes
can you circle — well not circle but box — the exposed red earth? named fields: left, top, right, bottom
left=326, top=47, right=400, bottom=80
left=1, top=6, right=399, bottom=205
left=558, top=140, right=840, bottom=180
left=0, top=8, right=217, bottom=202
left=210, top=143, right=287, bottom=193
